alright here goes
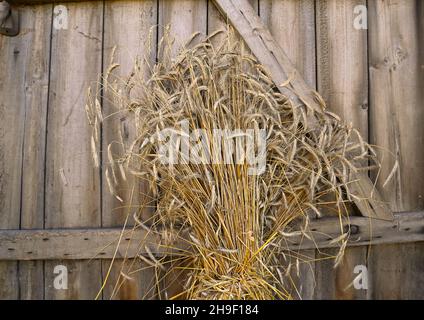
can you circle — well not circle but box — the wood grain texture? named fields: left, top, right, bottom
left=368, top=0, right=424, bottom=299
left=44, top=2, right=103, bottom=299
left=0, top=6, right=23, bottom=300
left=159, top=0, right=207, bottom=58
left=0, top=228, right=181, bottom=260
left=18, top=4, right=52, bottom=300
left=314, top=0, right=369, bottom=300
left=208, top=0, right=258, bottom=37
left=213, top=0, right=391, bottom=221
left=259, top=0, right=316, bottom=300
left=158, top=0, right=207, bottom=299
left=0, top=0, right=422, bottom=300
left=0, top=4, right=51, bottom=300
left=259, top=0, right=315, bottom=88
left=317, top=0, right=368, bottom=135
left=101, top=0, right=158, bottom=300
left=213, top=0, right=319, bottom=113
left=1, top=211, right=422, bottom=261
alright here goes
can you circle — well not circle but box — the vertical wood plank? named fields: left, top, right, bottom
left=368, top=0, right=424, bottom=299
left=0, top=6, right=23, bottom=298
left=0, top=4, right=51, bottom=300
left=207, top=0, right=226, bottom=36
left=159, top=0, right=207, bottom=57
left=314, top=0, right=369, bottom=300
left=101, top=0, right=157, bottom=300
left=158, top=0, right=207, bottom=299
left=259, top=0, right=315, bottom=88
left=44, top=1, right=103, bottom=299
left=18, top=4, right=52, bottom=300
left=259, top=0, right=316, bottom=300
left=317, top=0, right=368, bottom=132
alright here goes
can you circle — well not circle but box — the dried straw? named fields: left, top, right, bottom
left=87, top=27, right=381, bottom=300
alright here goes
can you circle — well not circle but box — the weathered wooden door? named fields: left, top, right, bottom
left=0, top=0, right=423, bottom=299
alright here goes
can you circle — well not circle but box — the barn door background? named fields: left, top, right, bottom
left=0, top=0, right=423, bottom=299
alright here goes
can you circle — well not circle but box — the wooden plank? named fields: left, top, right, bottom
left=0, top=3, right=25, bottom=300
left=44, top=1, right=103, bottom=300
left=212, top=0, right=393, bottom=221
left=0, top=211, right=422, bottom=261
left=316, top=1, right=369, bottom=133
left=213, top=0, right=320, bottom=113
left=259, top=0, right=315, bottom=88
left=208, top=0, right=258, bottom=37
left=368, top=0, right=424, bottom=299
left=0, top=228, right=184, bottom=260
left=158, top=0, right=207, bottom=299
left=18, top=3, right=52, bottom=300
left=314, top=0, right=369, bottom=300
left=283, top=211, right=424, bottom=250
left=259, top=0, right=316, bottom=300
left=347, top=172, right=393, bottom=221
left=0, top=3, right=51, bottom=300
left=101, top=0, right=158, bottom=300
left=158, top=0, right=207, bottom=58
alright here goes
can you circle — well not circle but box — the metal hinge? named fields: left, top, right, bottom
left=0, top=1, right=19, bottom=37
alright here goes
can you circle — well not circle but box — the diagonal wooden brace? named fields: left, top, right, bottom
left=212, top=0, right=393, bottom=221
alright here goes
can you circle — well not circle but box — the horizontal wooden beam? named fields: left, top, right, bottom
left=0, top=227, right=187, bottom=261
left=0, top=211, right=423, bottom=260
left=289, top=210, right=424, bottom=250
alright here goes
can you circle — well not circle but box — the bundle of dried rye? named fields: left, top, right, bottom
left=87, top=28, right=381, bottom=300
